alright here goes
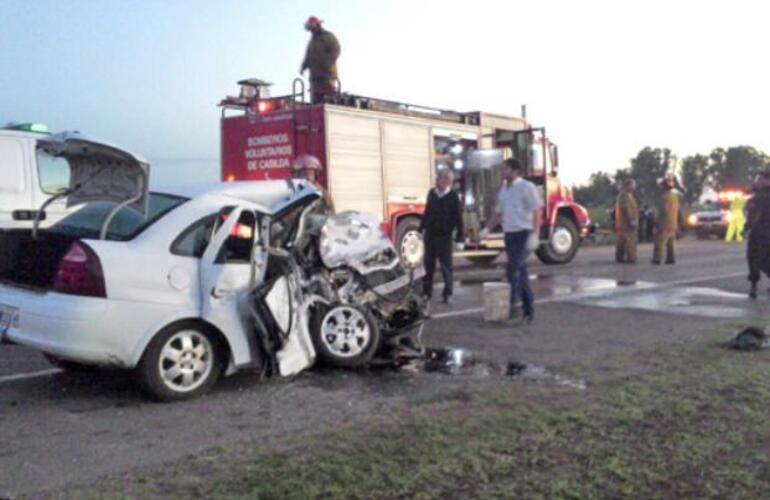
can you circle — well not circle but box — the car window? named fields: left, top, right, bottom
left=36, top=151, right=71, bottom=194
left=51, top=192, right=187, bottom=240
left=216, top=210, right=257, bottom=264
left=171, top=215, right=218, bottom=258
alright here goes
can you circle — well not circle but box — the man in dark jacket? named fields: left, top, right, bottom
left=746, top=171, right=770, bottom=299
left=300, top=16, right=341, bottom=104
left=420, top=169, right=463, bottom=303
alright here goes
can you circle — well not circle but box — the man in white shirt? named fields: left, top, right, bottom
left=481, top=158, right=543, bottom=323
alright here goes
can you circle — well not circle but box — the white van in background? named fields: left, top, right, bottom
left=0, top=123, right=74, bottom=228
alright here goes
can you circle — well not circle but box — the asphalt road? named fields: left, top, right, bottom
left=1, top=239, right=767, bottom=498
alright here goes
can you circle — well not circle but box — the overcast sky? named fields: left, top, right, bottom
left=2, top=0, right=768, bottom=185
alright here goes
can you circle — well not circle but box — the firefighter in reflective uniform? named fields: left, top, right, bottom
left=725, top=193, right=747, bottom=243
left=614, top=179, right=639, bottom=264
left=652, top=175, right=680, bottom=265
left=294, top=154, right=335, bottom=214
left=300, top=16, right=341, bottom=104
left=746, top=172, right=770, bottom=299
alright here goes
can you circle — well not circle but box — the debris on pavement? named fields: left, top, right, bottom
left=402, top=346, right=587, bottom=390
left=728, top=326, right=769, bottom=351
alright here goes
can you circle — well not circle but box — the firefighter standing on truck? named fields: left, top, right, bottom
left=652, top=175, right=680, bottom=265
left=294, top=154, right=335, bottom=214
left=725, top=192, right=747, bottom=243
left=300, top=16, right=341, bottom=104
left=614, top=179, right=639, bottom=264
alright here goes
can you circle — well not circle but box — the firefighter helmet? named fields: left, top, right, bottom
left=294, top=154, right=322, bottom=172
left=305, top=16, right=323, bottom=30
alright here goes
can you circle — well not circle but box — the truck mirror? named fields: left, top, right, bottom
left=550, top=144, right=559, bottom=175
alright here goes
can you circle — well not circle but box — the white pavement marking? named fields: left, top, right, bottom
left=0, top=368, right=62, bottom=384
left=431, top=271, right=747, bottom=320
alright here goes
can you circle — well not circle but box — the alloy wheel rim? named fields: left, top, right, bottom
left=158, top=330, right=213, bottom=393
left=321, top=307, right=371, bottom=358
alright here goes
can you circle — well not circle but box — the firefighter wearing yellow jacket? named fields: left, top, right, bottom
left=614, top=179, right=639, bottom=264
left=652, top=175, right=680, bottom=265
left=725, top=193, right=746, bottom=243
left=300, top=16, right=341, bottom=104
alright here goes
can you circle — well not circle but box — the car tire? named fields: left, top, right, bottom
left=536, top=216, right=580, bottom=265
left=395, top=217, right=424, bottom=268
left=465, top=254, right=500, bottom=267
left=136, top=321, right=224, bottom=402
left=310, top=304, right=380, bottom=368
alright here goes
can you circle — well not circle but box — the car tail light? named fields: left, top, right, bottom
left=52, top=241, right=106, bottom=298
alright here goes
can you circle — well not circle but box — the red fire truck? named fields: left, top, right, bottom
left=220, top=79, right=592, bottom=266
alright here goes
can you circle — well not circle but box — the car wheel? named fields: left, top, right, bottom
left=536, top=216, right=579, bottom=265
left=136, top=322, right=224, bottom=402
left=395, top=217, right=424, bottom=268
left=311, top=304, right=380, bottom=368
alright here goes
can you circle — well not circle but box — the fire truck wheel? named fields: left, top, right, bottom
left=395, top=217, right=424, bottom=268
left=536, top=216, right=579, bottom=265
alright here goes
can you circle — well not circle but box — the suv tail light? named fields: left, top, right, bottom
left=52, top=241, right=106, bottom=298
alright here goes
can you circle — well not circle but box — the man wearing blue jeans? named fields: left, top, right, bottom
left=481, top=158, right=543, bottom=323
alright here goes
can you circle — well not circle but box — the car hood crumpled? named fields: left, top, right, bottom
left=319, top=211, right=396, bottom=272
left=37, top=131, right=150, bottom=215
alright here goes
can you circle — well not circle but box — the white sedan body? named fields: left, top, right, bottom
left=0, top=181, right=319, bottom=378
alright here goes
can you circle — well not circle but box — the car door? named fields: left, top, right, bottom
left=199, top=206, right=265, bottom=368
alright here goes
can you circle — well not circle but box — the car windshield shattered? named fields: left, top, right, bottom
left=50, top=192, right=188, bottom=240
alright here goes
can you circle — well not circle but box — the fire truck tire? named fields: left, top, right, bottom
left=395, top=217, right=424, bottom=268
left=465, top=255, right=500, bottom=267
left=536, top=216, right=579, bottom=265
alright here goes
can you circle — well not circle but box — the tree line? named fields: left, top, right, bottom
left=574, top=146, right=770, bottom=208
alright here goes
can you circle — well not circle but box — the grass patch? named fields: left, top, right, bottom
left=59, top=325, right=770, bottom=499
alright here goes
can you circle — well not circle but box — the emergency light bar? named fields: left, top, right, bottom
left=717, top=190, right=745, bottom=202
left=3, top=122, right=50, bottom=133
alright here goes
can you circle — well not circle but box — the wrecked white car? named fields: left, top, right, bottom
left=0, top=133, right=425, bottom=401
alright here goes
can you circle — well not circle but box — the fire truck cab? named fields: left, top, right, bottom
left=219, top=79, right=591, bottom=266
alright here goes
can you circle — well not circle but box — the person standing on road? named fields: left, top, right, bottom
left=725, top=193, right=747, bottom=243
left=481, top=158, right=543, bottom=323
left=420, top=169, right=464, bottom=304
left=745, top=172, right=770, bottom=299
left=652, top=175, right=680, bottom=265
left=614, top=179, right=639, bottom=264
left=294, top=154, right=335, bottom=214
left=300, top=16, right=341, bottom=104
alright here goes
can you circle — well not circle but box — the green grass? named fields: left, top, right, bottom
left=62, top=324, right=770, bottom=500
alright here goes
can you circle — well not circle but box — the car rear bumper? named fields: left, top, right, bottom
left=0, top=285, right=181, bottom=368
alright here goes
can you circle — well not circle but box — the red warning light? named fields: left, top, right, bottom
left=257, top=100, right=273, bottom=113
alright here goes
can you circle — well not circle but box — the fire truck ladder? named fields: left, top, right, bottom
left=328, top=93, right=480, bottom=125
